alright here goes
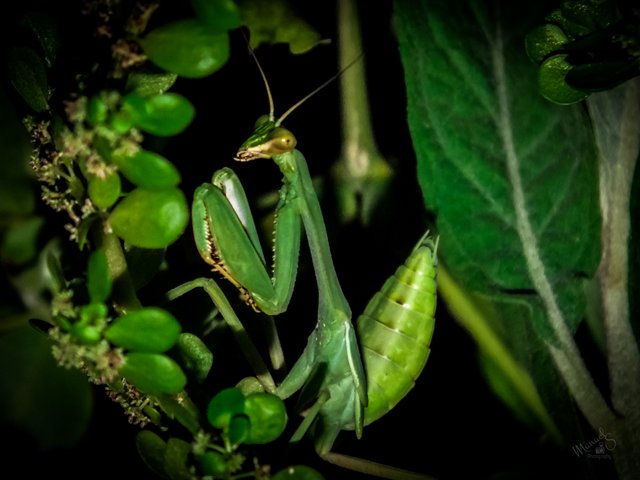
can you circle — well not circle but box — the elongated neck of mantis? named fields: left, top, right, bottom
left=274, top=150, right=351, bottom=321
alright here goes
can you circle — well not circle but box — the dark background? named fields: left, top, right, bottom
left=0, top=1, right=607, bottom=479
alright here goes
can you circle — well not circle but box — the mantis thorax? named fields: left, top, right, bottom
left=235, top=115, right=297, bottom=162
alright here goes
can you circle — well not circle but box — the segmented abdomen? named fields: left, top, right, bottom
left=357, top=235, right=438, bottom=425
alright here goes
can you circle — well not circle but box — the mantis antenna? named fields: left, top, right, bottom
left=242, top=32, right=364, bottom=126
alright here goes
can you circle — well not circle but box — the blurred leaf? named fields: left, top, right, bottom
left=235, top=376, right=265, bottom=395
left=238, top=0, right=327, bottom=54
left=105, top=307, right=181, bottom=352
left=0, top=326, right=92, bottom=449
left=20, top=11, right=60, bottom=67
left=109, top=187, right=188, bottom=249
left=272, top=465, right=326, bottom=480
left=136, top=430, right=169, bottom=479
left=198, top=451, right=227, bottom=476
left=139, top=19, right=230, bottom=78
left=163, top=437, right=192, bottom=480
left=1, top=216, right=44, bottom=266
left=155, top=393, right=202, bottom=434
left=8, top=47, right=49, bottom=112
left=206, top=387, right=245, bottom=429
left=123, top=93, right=195, bottom=137
left=126, top=69, right=178, bottom=97
left=120, top=352, right=187, bottom=395
left=174, top=333, right=213, bottom=384
left=191, top=0, right=240, bottom=32
left=243, top=392, right=287, bottom=444
left=113, top=149, right=181, bottom=189
left=88, top=170, right=122, bottom=209
left=87, top=249, right=112, bottom=304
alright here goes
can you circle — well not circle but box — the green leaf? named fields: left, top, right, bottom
left=109, top=187, right=188, bottom=249
left=0, top=326, right=93, bottom=449
left=105, top=307, right=181, bottom=352
left=86, top=95, right=109, bottom=126
left=238, top=0, right=326, bottom=54
left=174, top=333, right=213, bottom=384
left=272, top=465, right=326, bottom=480
left=88, top=170, right=122, bottom=209
left=139, top=19, right=230, bottom=78
left=136, top=430, right=168, bottom=479
left=7, top=47, right=50, bottom=112
left=524, top=23, right=568, bottom=64
left=87, top=249, right=112, bottom=304
left=235, top=376, right=265, bottom=395
left=1, top=217, right=44, bottom=266
left=20, top=11, right=60, bottom=67
left=126, top=69, right=178, bottom=97
left=163, top=437, right=192, bottom=480
left=243, top=392, right=287, bottom=444
left=538, top=54, right=589, bottom=105
left=156, top=393, right=202, bottom=434
left=228, top=413, right=250, bottom=445
left=113, top=149, right=181, bottom=189
left=394, top=0, right=600, bottom=442
left=198, top=451, right=227, bottom=476
left=123, top=93, right=195, bottom=137
left=206, top=387, right=245, bottom=429
left=191, top=0, right=240, bottom=32
left=120, top=352, right=187, bottom=395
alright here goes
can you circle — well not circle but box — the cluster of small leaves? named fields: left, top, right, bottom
left=135, top=386, right=292, bottom=479
left=525, top=0, right=640, bottom=104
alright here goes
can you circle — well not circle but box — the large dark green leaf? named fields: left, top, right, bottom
left=394, top=0, right=601, bottom=441
left=0, top=326, right=92, bottom=449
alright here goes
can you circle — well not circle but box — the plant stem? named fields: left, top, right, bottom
left=334, top=0, right=392, bottom=224
left=587, top=78, right=640, bottom=477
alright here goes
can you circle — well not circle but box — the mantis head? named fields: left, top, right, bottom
left=235, top=114, right=297, bottom=161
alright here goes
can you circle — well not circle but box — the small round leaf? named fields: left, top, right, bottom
left=198, top=451, right=227, bottom=476
left=87, top=249, right=112, bottom=304
left=113, top=149, right=181, bottom=189
left=191, top=0, right=240, bottom=32
left=206, top=388, right=245, bottom=429
left=244, top=392, right=287, bottom=444
left=228, top=413, right=250, bottom=445
left=88, top=171, right=121, bottom=209
left=105, top=307, right=181, bottom=352
left=538, top=54, right=589, bottom=105
left=124, top=93, right=195, bottom=137
left=235, top=376, right=265, bottom=396
left=126, top=69, right=178, bottom=97
left=272, top=465, right=326, bottom=480
left=139, top=19, right=230, bottom=78
left=120, top=352, right=187, bottom=395
left=163, top=437, right=192, bottom=480
left=524, top=24, right=568, bottom=65
left=109, top=187, right=188, bottom=248
left=175, top=333, right=213, bottom=384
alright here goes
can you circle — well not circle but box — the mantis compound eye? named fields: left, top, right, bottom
left=264, top=127, right=297, bottom=154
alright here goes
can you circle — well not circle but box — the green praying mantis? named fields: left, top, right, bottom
left=170, top=48, right=439, bottom=479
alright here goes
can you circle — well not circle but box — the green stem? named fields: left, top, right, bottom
left=335, top=0, right=392, bottom=223
left=437, top=263, right=563, bottom=444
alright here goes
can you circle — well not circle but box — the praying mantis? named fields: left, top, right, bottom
left=172, top=48, right=438, bottom=479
